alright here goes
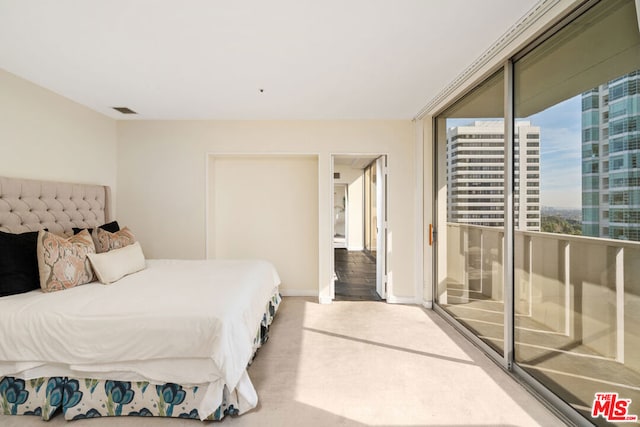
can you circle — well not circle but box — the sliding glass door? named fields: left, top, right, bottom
left=434, top=70, right=507, bottom=355
left=434, top=0, right=640, bottom=424
left=513, top=0, right=640, bottom=424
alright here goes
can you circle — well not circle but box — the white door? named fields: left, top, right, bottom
left=376, top=156, right=387, bottom=299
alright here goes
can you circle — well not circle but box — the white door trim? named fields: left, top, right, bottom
left=330, top=153, right=390, bottom=303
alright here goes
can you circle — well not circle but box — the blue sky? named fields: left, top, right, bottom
left=446, top=95, right=583, bottom=209
left=528, top=95, right=582, bottom=208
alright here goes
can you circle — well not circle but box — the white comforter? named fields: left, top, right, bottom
left=0, top=259, right=281, bottom=419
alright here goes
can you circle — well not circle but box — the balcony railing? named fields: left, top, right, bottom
left=442, top=222, right=640, bottom=371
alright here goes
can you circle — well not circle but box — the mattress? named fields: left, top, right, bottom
left=0, top=259, right=281, bottom=419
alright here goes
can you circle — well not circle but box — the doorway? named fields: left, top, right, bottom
left=332, top=155, right=387, bottom=301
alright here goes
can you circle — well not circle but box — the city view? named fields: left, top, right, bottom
left=436, top=1, right=639, bottom=424
left=441, top=67, right=640, bottom=426
left=446, top=70, right=640, bottom=242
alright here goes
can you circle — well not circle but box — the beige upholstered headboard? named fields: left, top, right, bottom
left=0, top=176, right=112, bottom=235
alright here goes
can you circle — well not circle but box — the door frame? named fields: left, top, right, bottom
left=330, top=153, right=388, bottom=301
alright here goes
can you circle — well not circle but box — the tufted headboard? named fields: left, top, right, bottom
left=0, top=176, right=112, bottom=236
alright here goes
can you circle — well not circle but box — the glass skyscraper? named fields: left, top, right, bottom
left=582, top=70, right=640, bottom=241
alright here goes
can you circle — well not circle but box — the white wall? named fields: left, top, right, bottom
left=208, top=155, right=318, bottom=295
left=116, top=120, right=417, bottom=301
left=0, top=69, right=117, bottom=209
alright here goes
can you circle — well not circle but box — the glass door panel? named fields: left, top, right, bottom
left=513, top=0, right=640, bottom=423
left=435, top=70, right=506, bottom=355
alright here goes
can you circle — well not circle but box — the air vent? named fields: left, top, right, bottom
left=112, top=107, right=137, bottom=114
left=334, top=172, right=341, bottom=179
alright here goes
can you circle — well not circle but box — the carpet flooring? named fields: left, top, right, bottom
left=1, top=297, right=565, bottom=426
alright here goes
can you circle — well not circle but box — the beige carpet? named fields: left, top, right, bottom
left=1, top=297, right=564, bottom=426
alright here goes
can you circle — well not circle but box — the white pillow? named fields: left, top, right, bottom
left=87, top=241, right=146, bottom=284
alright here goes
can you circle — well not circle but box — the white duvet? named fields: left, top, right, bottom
left=0, top=259, right=281, bottom=419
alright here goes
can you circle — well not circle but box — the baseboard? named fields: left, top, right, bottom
left=280, top=289, right=318, bottom=297
left=347, top=245, right=364, bottom=251
left=318, top=296, right=332, bottom=304
left=385, top=295, right=419, bottom=304
left=422, top=300, right=433, bottom=309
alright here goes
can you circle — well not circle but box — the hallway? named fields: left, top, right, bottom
left=334, top=249, right=382, bottom=301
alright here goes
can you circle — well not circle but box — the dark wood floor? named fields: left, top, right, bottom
left=334, top=248, right=382, bottom=301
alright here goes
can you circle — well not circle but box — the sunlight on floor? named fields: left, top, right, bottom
left=291, top=300, right=558, bottom=426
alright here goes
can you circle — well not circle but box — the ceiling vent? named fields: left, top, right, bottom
left=112, top=107, right=137, bottom=114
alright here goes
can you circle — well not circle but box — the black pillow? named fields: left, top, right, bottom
left=72, top=220, right=120, bottom=235
left=0, top=230, right=40, bottom=297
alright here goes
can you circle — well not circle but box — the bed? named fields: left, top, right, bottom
left=0, top=176, right=281, bottom=421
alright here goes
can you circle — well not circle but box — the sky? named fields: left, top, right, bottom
left=528, top=95, right=582, bottom=208
left=446, top=95, right=583, bottom=209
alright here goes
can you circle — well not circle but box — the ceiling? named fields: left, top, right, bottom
left=0, top=0, right=539, bottom=120
left=334, top=155, right=379, bottom=169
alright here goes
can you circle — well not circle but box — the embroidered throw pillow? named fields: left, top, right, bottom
left=72, top=221, right=121, bottom=253
left=37, top=229, right=96, bottom=292
left=95, top=227, right=136, bottom=253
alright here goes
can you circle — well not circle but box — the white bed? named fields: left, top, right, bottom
left=0, top=176, right=281, bottom=421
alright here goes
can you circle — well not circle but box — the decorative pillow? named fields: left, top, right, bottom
left=95, top=227, right=136, bottom=253
left=72, top=221, right=120, bottom=252
left=72, top=220, right=120, bottom=235
left=87, top=242, right=146, bottom=284
left=37, top=229, right=96, bottom=293
left=0, top=230, right=40, bottom=297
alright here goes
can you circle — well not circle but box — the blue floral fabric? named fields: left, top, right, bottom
left=104, top=380, right=134, bottom=416
left=63, top=377, right=247, bottom=420
left=0, top=377, right=28, bottom=415
left=0, top=376, right=63, bottom=420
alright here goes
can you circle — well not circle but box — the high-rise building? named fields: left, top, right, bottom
left=447, top=120, right=540, bottom=230
left=581, top=70, right=640, bottom=241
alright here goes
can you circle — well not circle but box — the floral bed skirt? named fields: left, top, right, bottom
left=0, top=376, right=62, bottom=420
left=1, top=292, right=281, bottom=422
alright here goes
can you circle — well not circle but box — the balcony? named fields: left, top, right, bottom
left=438, top=223, right=640, bottom=423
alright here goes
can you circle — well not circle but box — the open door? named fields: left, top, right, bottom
left=376, top=156, right=387, bottom=299
left=332, top=154, right=388, bottom=302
